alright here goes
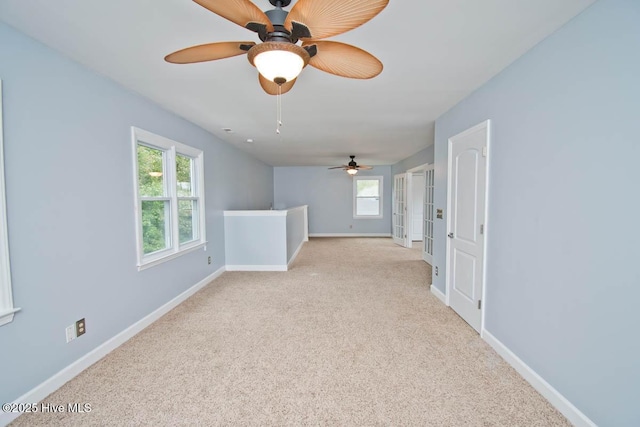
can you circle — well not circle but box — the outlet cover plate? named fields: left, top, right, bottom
left=76, top=318, right=86, bottom=337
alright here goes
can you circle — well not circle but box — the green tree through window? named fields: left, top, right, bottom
left=137, top=145, right=167, bottom=254
left=132, top=127, right=206, bottom=270
left=176, top=154, right=197, bottom=244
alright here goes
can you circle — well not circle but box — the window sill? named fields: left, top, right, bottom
left=0, top=307, right=21, bottom=326
left=353, top=215, right=384, bottom=220
left=137, top=242, right=207, bottom=271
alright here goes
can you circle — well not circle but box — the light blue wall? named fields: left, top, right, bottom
left=274, top=166, right=391, bottom=235
left=0, top=23, right=273, bottom=404
left=391, top=145, right=434, bottom=176
left=224, top=216, right=287, bottom=266
left=286, top=208, right=306, bottom=263
left=433, top=0, right=640, bottom=425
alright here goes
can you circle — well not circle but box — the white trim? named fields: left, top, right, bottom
left=309, top=233, right=392, bottom=237
left=224, top=210, right=287, bottom=217
left=223, top=205, right=308, bottom=217
left=0, top=266, right=226, bottom=427
left=407, top=162, right=430, bottom=173
left=353, top=175, right=384, bottom=219
left=287, top=240, right=305, bottom=268
left=0, top=79, right=20, bottom=327
left=302, top=206, right=309, bottom=242
left=225, top=265, right=288, bottom=271
left=430, top=285, right=447, bottom=305
left=480, top=121, right=492, bottom=336
left=131, top=127, right=206, bottom=271
left=136, top=242, right=207, bottom=271
left=285, top=205, right=308, bottom=215
left=0, top=308, right=21, bottom=327
left=482, top=329, right=597, bottom=427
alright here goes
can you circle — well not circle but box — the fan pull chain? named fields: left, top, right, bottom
left=276, top=85, right=283, bottom=134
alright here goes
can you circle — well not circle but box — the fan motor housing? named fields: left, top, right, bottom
left=264, top=9, right=293, bottom=43
left=269, top=0, right=291, bottom=7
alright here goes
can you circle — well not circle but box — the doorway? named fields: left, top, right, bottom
left=423, top=165, right=434, bottom=264
left=446, top=120, right=490, bottom=333
left=401, top=164, right=434, bottom=264
left=411, top=172, right=425, bottom=242
left=392, top=173, right=409, bottom=247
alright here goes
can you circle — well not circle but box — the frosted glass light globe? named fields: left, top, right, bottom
left=247, top=42, right=310, bottom=85
left=254, top=50, right=304, bottom=83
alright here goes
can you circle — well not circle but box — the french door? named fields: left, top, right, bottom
left=392, top=173, right=409, bottom=247
left=423, top=165, right=434, bottom=264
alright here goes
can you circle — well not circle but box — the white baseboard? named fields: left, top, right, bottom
left=287, top=240, right=305, bottom=268
left=430, top=284, right=447, bottom=305
left=0, top=266, right=226, bottom=427
left=482, top=330, right=596, bottom=427
left=226, top=265, right=287, bottom=271
left=226, top=240, right=305, bottom=272
left=309, top=233, right=392, bottom=237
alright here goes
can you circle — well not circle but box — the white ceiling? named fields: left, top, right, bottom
left=0, top=0, right=595, bottom=167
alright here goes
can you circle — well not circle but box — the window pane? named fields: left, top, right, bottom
left=176, top=155, right=193, bottom=197
left=137, top=145, right=165, bottom=197
left=356, top=197, right=380, bottom=216
left=178, top=199, right=198, bottom=244
left=141, top=200, right=170, bottom=254
left=357, top=180, right=379, bottom=197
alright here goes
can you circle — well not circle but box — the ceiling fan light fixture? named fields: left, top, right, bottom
left=347, top=168, right=358, bottom=175
left=248, top=42, right=310, bottom=83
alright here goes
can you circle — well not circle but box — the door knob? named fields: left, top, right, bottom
left=448, top=232, right=454, bottom=238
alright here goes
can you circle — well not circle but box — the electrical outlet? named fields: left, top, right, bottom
left=65, top=325, right=76, bottom=343
left=208, top=256, right=212, bottom=265
left=76, top=318, right=86, bottom=337
left=435, top=266, right=439, bottom=276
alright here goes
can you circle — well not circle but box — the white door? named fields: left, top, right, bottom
left=446, top=121, right=489, bottom=332
left=423, top=165, right=434, bottom=264
left=411, top=173, right=425, bottom=241
left=392, top=173, right=409, bottom=247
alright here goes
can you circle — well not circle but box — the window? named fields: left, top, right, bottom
left=353, top=176, right=383, bottom=219
left=132, top=127, right=206, bottom=270
left=0, top=80, right=20, bottom=326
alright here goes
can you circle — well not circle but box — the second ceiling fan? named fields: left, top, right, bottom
left=165, top=0, right=388, bottom=95
left=329, top=156, right=373, bottom=175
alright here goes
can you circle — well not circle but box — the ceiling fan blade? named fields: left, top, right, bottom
left=165, top=41, right=255, bottom=64
left=285, top=0, right=388, bottom=40
left=259, top=74, right=296, bottom=95
left=328, top=166, right=348, bottom=169
left=193, top=0, right=274, bottom=34
left=357, top=165, right=373, bottom=170
left=303, top=41, right=383, bottom=79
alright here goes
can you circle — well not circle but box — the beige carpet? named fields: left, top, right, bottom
left=11, top=238, right=569, bottom=426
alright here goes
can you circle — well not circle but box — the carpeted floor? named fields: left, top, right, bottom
left=11, top=238, right=569, bottom=426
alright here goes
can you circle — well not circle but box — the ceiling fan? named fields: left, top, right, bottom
left=328, top=155, right=373, bottom=175
left=165, top=0, right=388, bottom=95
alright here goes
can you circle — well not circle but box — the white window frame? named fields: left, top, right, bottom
left=353, top=175, right=384, bottom=219
left=131, top=127, right=206, bottom=271
left=0, top=80, right=20, bottom=326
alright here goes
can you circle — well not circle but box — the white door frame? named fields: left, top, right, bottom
left=406, top=163, right=429, bottom=254
left=445, top=120, right=491, bottom=334
left=410, top=172, right=425, bottom=241
left=422, top=164, right=435, bottom=264
left=392, top=173, right=410, bottom=247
